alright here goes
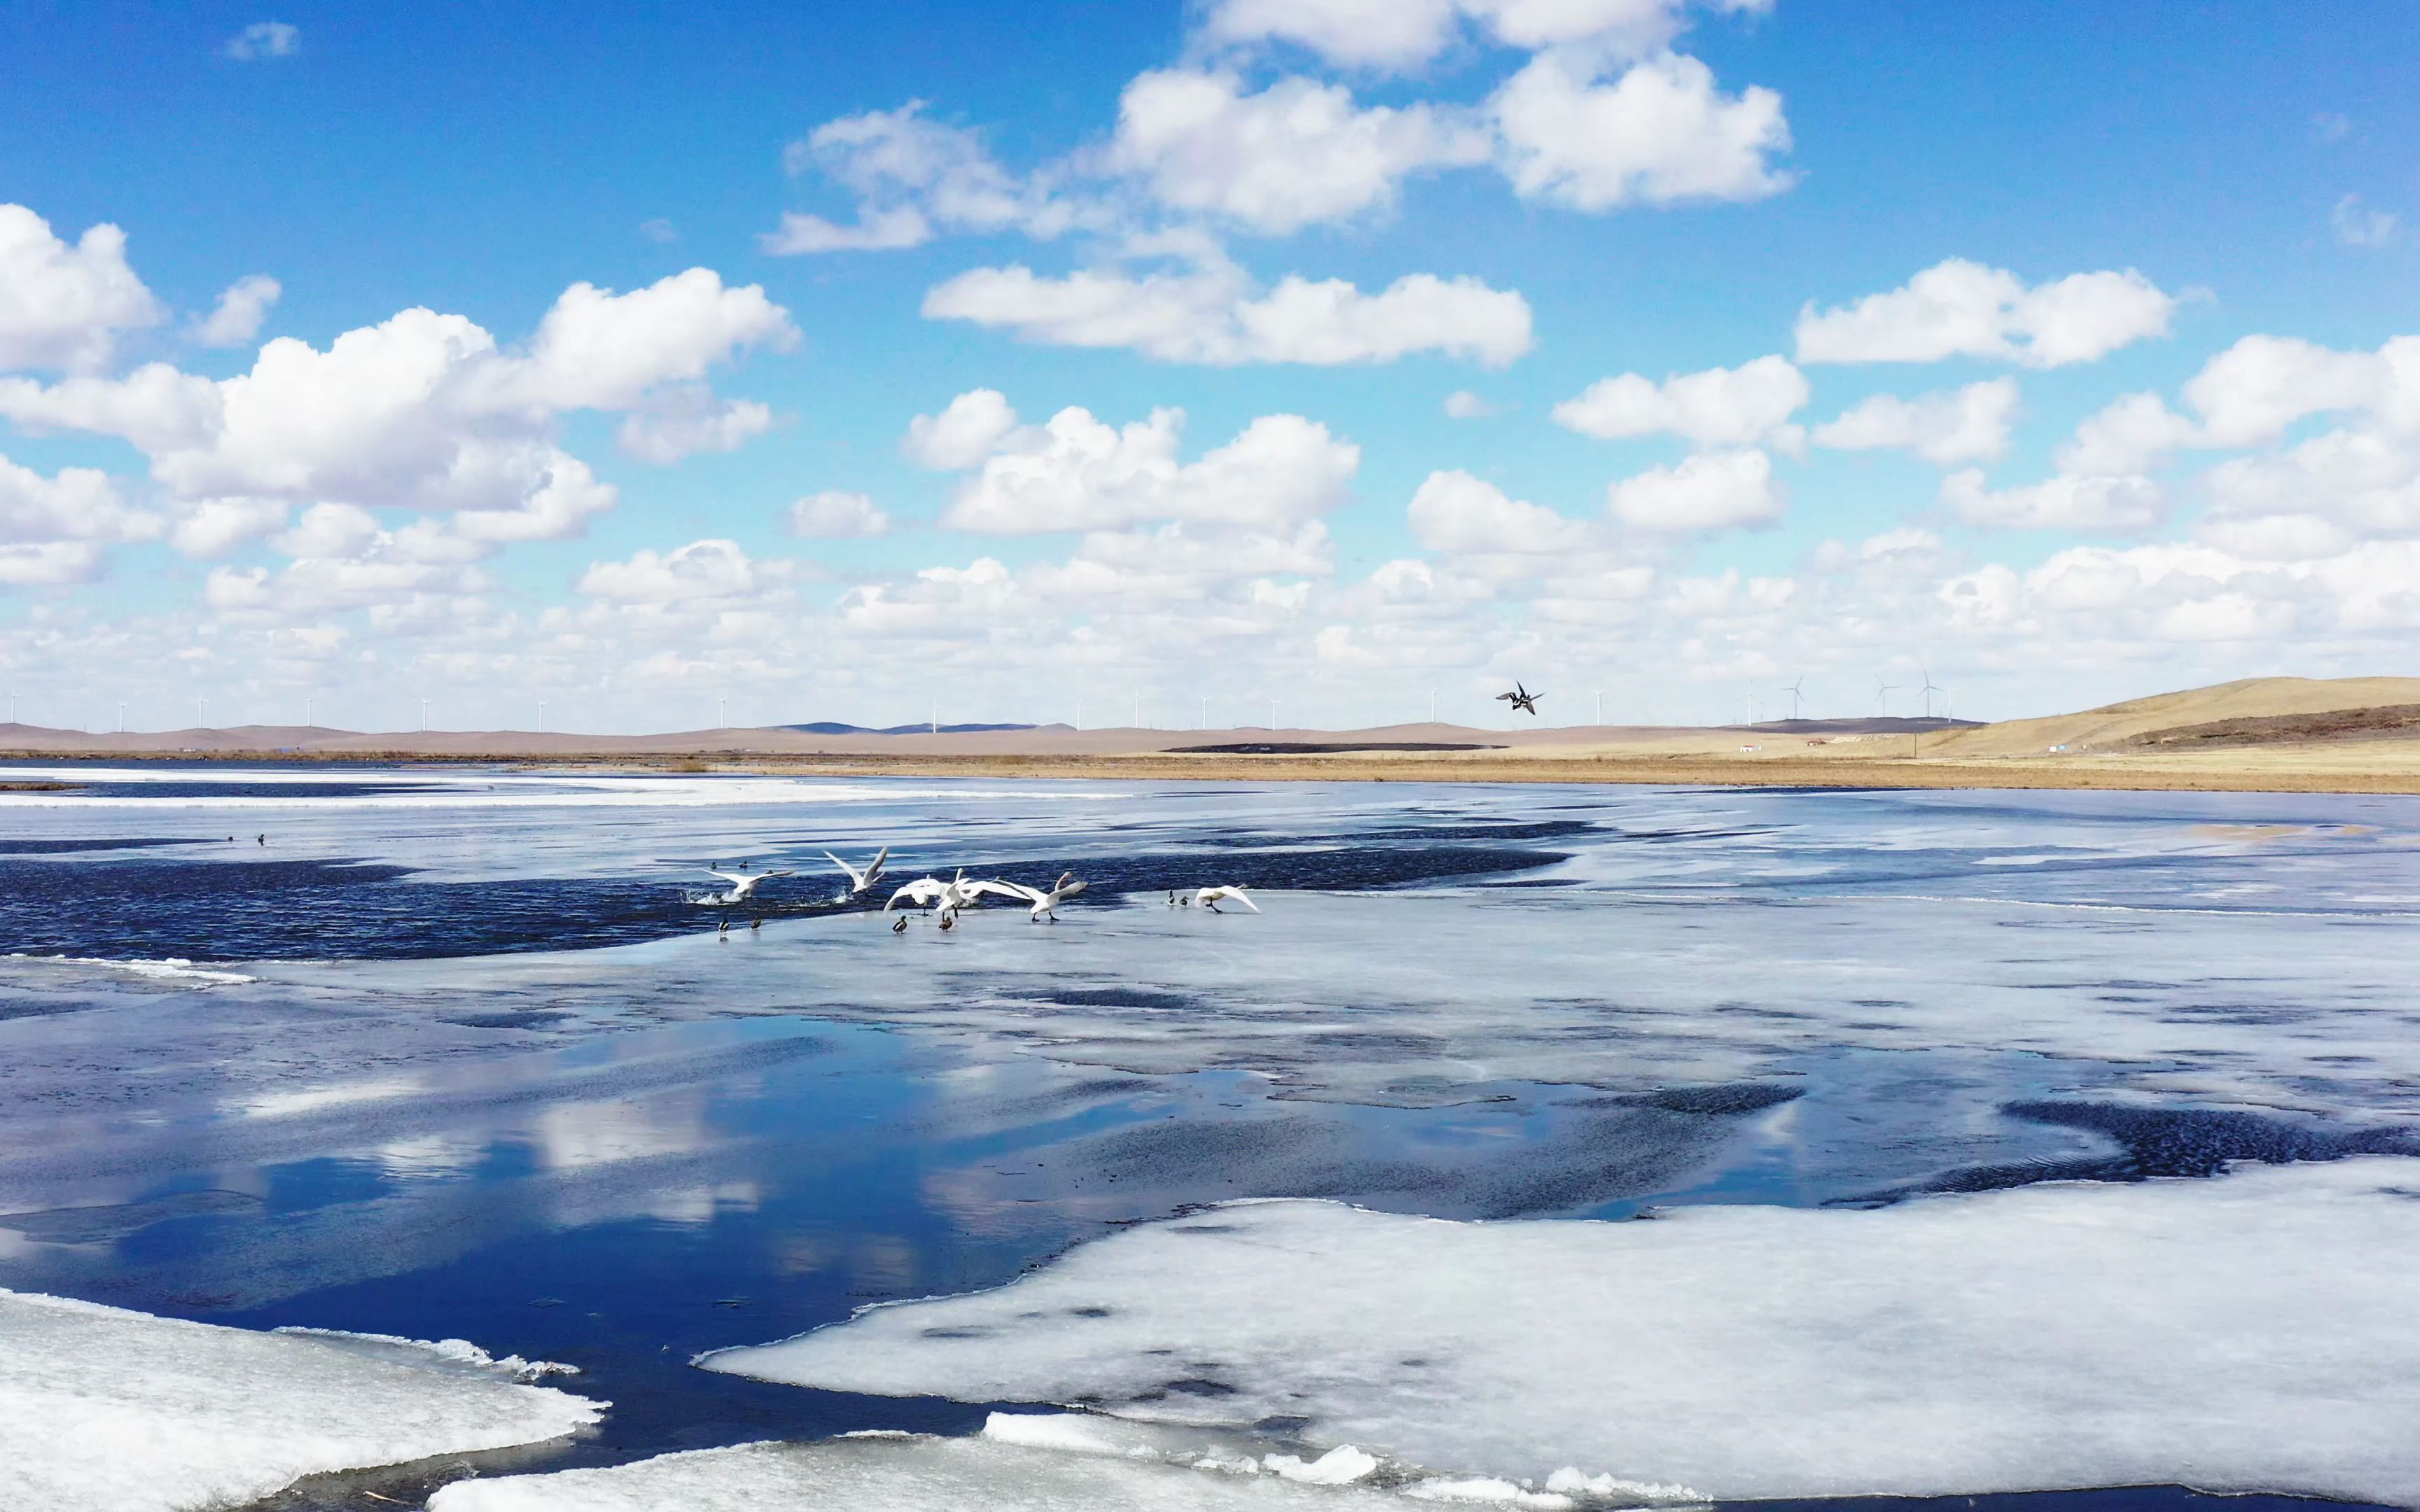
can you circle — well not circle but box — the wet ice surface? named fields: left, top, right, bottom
left=0, top=768, right=2415, bottom=1509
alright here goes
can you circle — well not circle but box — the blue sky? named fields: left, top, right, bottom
left=1, top=1, right=2415, bottom=733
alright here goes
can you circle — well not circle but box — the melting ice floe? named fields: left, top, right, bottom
left=0, top=1289, right=599, bottom=1512
left=426, top=1415, right=1627, bottom=1511
left=704, top=1158, right=2420, bottom=1506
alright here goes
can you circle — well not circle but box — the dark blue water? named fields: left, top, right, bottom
left=0, top=839, right=1574, bottom=960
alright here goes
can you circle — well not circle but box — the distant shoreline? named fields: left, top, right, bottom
left=6, top=678, right=2418, bottom=794
left=2, top=745, right=2416, bottom=795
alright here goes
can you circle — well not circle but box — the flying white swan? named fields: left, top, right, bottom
left=699, top=864, right=792, bottom=904
left=885, top=869, right=985, bottom=917
left=1193, top=884, right=1258, bottom=913
left=982, top=872, right=1088, bottom=922
left=823, top=846, right=891, bottom=899
left=884, top=876, right=950, bottom=911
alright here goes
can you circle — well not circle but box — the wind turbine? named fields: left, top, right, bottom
left=1873, top=678, right=1897, bottom=718
left=1920, top=671, right=1945, bottom=720
left=537, top=701, right=547, bottom=734
left=1594, top=689, right=1604, bottom=726
left=1780, top=677, right=1804, bottom=720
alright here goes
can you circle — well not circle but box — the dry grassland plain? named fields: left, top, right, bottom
left=4, top=678, right=2416, bottom=794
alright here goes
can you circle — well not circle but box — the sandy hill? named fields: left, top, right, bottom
left=1932, top=677, right=2420, bottom=757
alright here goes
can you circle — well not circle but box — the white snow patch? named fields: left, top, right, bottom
left=1268, top=1445, right=1382, bottom=1485
left=704, top=1159, right=2420, bottom=1506
left=425, top=1432, right=1421, bottom=1510
left=0, top=1289, right=601, bottom=1512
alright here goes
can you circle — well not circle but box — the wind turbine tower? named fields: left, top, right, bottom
left=1873, top=678, right=1897, bottom=718
left=1781, top=677, right=1804, bottom=719
left=1920, top=671, right=1945, bottom=720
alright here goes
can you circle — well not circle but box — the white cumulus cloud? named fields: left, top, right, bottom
left=616, top=386, right=777, bottom=463
left=789, top=491, right=891, bottom=539
left=1199, top=0, right=1770, bottom=72
left=1795, top=258, right=2176, bottom=369
left=1940, top=468, right=2167, bottom=533
left=941, top=406, right=1358, bottom=535
left=1607, top=447, right=1780, bottom=532
left=2179, top=333, right=2416, bottom=447
left=169, top=497, right=289, bottom=558
left=2056, top=391, right=2197, bottom=476
left=1813, top=378, right=2019, bottom=465
left=902, top=388, right=1020, bottom=469
left=1408, top=469, right=1593, bottom=554
left=0, top=204, right=165, bottom=372
left=2199, top=426, right=2420, bottom=555
left=1553, top=354, right=1807, bottom=447
left=922, top=250, right=1532, bottom=367
left=0, top=269, right=795, bottom=587
left=1493, top=52, right=1792, bottom=211
left=1107, top=71, right=1489, bottom=234
left=190, top=274, right=282, bottom=348
left=763, top=102, right=1077, bottom=254
left=579, top=540, right=784, bottom=605
left=0, top=451, right=159, bottom=584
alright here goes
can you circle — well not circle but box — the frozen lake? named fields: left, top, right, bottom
left=1, top=766, right=2414, bottom=1511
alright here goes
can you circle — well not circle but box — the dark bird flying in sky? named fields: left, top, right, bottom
left=1496, top=682, right=1541, bottom=716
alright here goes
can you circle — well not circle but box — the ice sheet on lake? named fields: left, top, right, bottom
left=705, top=1158, right=2420, bottom=1506
left=0, top=1287, right=599, bottom=1512
left=424, top=1418, right=1577, bottom=1511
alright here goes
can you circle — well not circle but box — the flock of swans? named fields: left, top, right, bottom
left=687, top=847, right=1256, bottom=934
